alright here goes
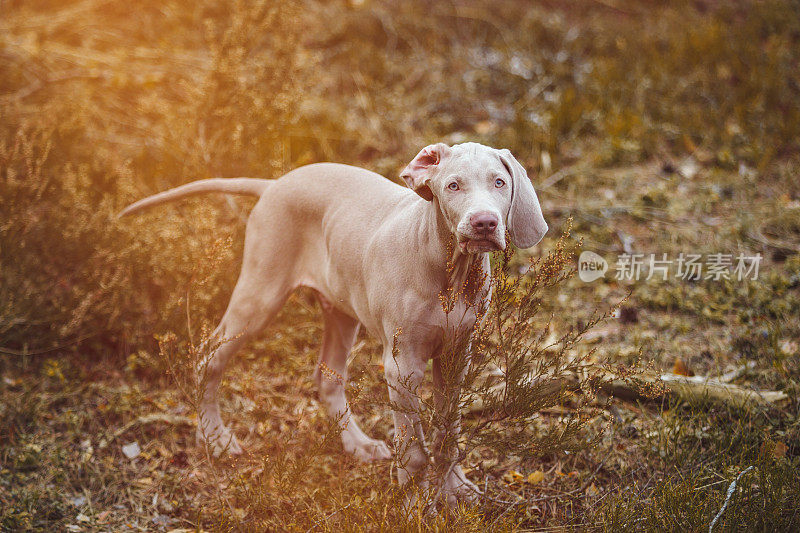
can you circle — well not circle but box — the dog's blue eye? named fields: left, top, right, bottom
left=495, top=178, right=505, bottom=188
left=448, top=182, right=459, bottom=191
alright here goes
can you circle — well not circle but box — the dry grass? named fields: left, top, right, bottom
left=2, top=0, right=799, bottom=531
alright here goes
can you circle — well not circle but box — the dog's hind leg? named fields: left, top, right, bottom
left=196, top=269, right=291, bottom=457
left=314, top=296, right=391, bottom=462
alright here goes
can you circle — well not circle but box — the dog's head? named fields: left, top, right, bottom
left=401, top=142, right=548, bottom=253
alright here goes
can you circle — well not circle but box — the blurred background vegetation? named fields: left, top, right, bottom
left=1, top=0, right=799, bottom=530
left=2, top=0, right=799, bottom=358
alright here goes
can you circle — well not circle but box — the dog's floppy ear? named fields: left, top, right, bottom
left=400, top=143, right=451, bottom=201
left=498, top=148, right=548, bottom=248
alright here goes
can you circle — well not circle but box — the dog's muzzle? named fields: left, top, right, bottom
left=457, top=211, right=505, bottom=253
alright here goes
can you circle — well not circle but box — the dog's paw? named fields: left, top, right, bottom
left=343, top=434, right=392, bottom=462
left=440, top=466, right=480, bottom=507
left=196, top=426, right=243, bottom=458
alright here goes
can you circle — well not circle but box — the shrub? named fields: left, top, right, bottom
left=0, top=0, right=306, bottom=360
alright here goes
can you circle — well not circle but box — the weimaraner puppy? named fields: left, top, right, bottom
left=120, top=142, right=548, bottom=505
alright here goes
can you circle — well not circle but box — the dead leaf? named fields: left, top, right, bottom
left=760, top=439, right=788, bottom=460
left=527, top=470, right=545, bottom=484
left=672, top=358, right=694, bottom=377
left=585, top=482, right=599, bottom=497
left=774, top=441, right=788, bottom=459
left=502, top=469, right=524, bottom=484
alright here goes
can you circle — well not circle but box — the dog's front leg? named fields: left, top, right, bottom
left=431, top=355, right=480, bottom=506
left=383, top=344, right=430, bottom=511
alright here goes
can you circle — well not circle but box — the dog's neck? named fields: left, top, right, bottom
left=422, top=200, right=490, bottom=304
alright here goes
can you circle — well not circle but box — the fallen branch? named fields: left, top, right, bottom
left=603, top=371, right=788, bottom=407
left=103, top=412, right=195, bottom=446
left=468, top=364, right=787, bottom=414
left=717, top=361, right=756, bottom=383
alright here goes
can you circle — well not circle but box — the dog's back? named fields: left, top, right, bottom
left=244, top=162, right=431, bottom=332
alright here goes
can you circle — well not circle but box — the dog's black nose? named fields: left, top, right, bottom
left=470, top=213, right=498, bottom=235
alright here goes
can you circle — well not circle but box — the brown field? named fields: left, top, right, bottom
left=2, top=0, right=799, bottom=531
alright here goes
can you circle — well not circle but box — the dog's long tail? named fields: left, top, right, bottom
left=118, top=178, right=270, bottom=218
